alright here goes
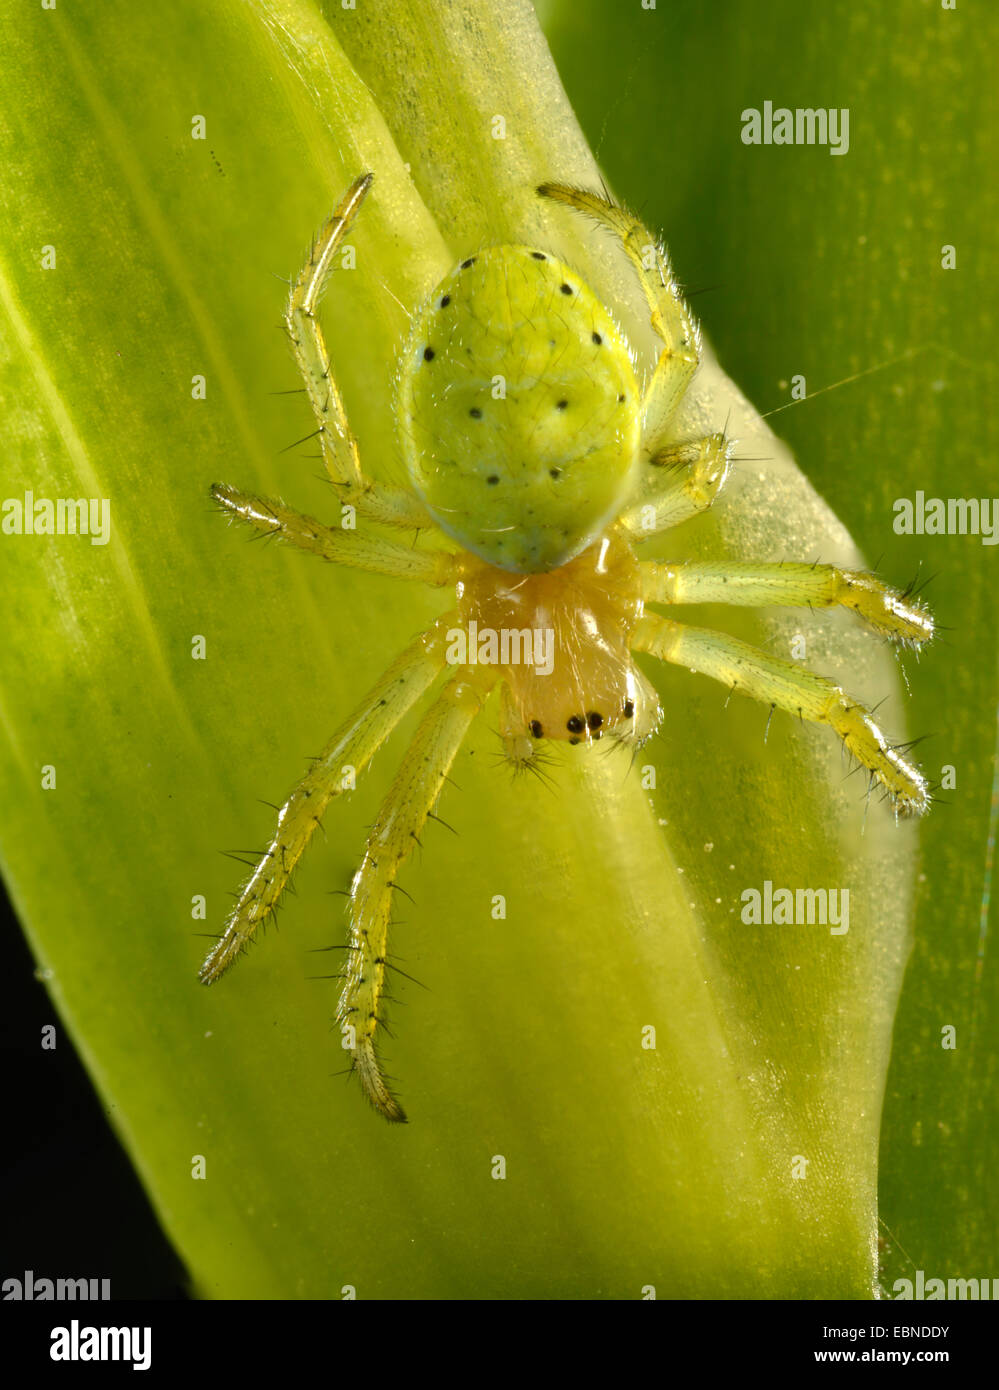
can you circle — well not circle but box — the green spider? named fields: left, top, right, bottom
left=199, top=173, right=933, bottom=1121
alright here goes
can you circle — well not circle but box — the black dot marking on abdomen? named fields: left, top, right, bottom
left=460, top=257, right=476, bottom=269
left=531, top=251, right=547, bottom=261
left=592, top=332, right=602, bottom=345
left=566, top=715, right=584, bottom=734
left=440, top=294, right=451, bottom=307
left=486, top=474, right=499, bottom=485
left=549, top=467, right=561, bottom=479
left=556, top=399, right=568, bottom=410
left=423, top=346, right=435, bottom=361
left=469, top=407, right=483, bottom=419
left=559, top=283, right=573, bottom=296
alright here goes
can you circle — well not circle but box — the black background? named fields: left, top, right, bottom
left=1, top=877, right=189, bottom=1299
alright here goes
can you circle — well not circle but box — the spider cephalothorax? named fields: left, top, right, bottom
left=455, top=530, right=657, bottom=758
left=200, top=173, right=933, bottom=1122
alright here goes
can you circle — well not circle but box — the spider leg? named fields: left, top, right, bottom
left=338, top=668, right=497, bottom=1122
left=327, top=479, right=433, bottom=532
left=285, top=173, right=430, bottom=532
left=620, top=432, right=732, bottom=538
left=211, top=483, right=459, bottom=586
left=641, top=559, right=934, bottom=647
left=537, top=183, right=700, bottom=452
left=286, top=173, right=370, bottom=490
left=198, top=615, right=459, bottom=984
left=632, top=612, right=929, bottom=815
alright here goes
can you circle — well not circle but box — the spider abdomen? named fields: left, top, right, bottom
left=397, top=245, right=641, bottom=574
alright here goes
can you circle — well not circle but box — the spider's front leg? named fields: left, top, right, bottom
left=338, top=667, right=497, bottom=1122
left=198, top=615, right=458, bottom=985
left=632, top=612, right=930, bottom=815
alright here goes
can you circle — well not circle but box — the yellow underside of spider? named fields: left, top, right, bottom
left=199, top=173, right=934, bottom=1123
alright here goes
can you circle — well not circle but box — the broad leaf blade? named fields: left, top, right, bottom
left=0, top=0, right=937, bottom=1297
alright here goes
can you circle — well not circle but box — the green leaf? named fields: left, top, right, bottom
left=3, top=0, right=985, bottom=1299
left=544, top=0, right=999, bottom=1289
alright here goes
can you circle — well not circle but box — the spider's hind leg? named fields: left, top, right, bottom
left=285, top=173, right=370, bottom=490
left=283, top=173, right=431, bottom=532
left=538, top=183, right=700, bottom=451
